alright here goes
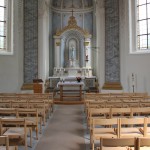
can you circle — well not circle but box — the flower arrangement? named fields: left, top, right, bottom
left=76, top=77, right=81, bottom=82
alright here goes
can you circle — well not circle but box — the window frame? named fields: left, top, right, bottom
left=0, top=0, right=13, bottom=55
left=129, top=0, right=150, bottom=54
left=137, top=0, right=150, bottom=50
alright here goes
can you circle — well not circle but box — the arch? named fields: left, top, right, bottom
left=53, top=14, right=92, bottom=68
left=60, top=29, right=85, bottom=67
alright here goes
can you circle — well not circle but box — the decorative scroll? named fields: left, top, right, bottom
left=55, top=15, right=90, bottom=37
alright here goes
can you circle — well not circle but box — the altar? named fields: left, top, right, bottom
left=57, top=81, right=84, bottom=101
left=47, top=11, right=99, bottom=97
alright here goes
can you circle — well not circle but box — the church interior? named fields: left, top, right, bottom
left=0, top=0, right=150, bottom=150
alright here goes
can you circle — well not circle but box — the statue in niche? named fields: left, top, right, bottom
left=68, top=44, right=77, bottom=68
left=70, top=45, right=75, bottom=60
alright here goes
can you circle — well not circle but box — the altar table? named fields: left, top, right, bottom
left=57, top=81, right=84, bottom=101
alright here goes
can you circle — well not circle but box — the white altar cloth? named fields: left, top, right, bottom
left=57, top=81, right=84, bottom=101
left=57, top=81, right=84, bottom=86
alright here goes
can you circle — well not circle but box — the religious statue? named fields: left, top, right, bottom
left=70, top=45, right=75, bottom=60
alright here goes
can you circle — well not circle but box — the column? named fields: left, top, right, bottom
left=38, top=0, right=50, bottom=84
left=103, top=0, right=122, bottom=90
left=84, top=37, right=92, bottom=68
left=54, top=36, right=61, bottom=68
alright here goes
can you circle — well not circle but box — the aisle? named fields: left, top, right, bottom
left=35, top=105, right=86, bottom=150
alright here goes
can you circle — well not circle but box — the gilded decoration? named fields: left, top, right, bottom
left=56, top=42, right=60, bottom=46
left=84, top=41, right=89, bottom=46
left=55, top=16, right=90, bottom=37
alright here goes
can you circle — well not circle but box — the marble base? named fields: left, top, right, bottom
left=102, top=82, right=122, bottom=90
left=21, top=83, right=33, bottom=90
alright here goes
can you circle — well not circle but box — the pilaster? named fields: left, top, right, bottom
left=84, top=38, right=92, bottom=68
left=103, top=0, right=122, bottom=90
left=54, top=37, right=61, bottom=68
left=24, top=0, right=38, bottom=83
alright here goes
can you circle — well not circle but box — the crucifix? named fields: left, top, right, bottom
left=71, top=0, right=74, bottom=16
left=71, top=9, right=74, bottom=16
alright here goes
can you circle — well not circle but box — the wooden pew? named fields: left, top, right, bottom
left=0, top=118, right=32, bottom=150
left=16, top=108, right=40, bottom=140
left=99, top=137, right=137, bottom=150
left=0, top=108, right=17, bottom=118
left=119, top=118, right=146, bottom=138
left=0, top=136, right=17, bottom=150
left=88, top=108, right=110, bottom=129
left=110, top=107, right=132, bottom=118
left=0, top=101, right=11, bottom=108
left=122, top=100, right=140, bottom=108
left=11, top=101, right=28, bottom=109
left=137, top=137, right=150, bottom=150
left=139, top=117, right=150, bottom=138
left=91, top=118, right=119, bottom=150
left=28, top=101, right=47, bottom=126
left=131, top=107, right=150, bottom=118
left=86, top=101, right=106, bottom=115
left=105, top=100, right=123, bottom=108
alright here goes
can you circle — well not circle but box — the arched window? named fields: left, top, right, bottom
left=137, top=0, right=150, bottom=50
left=0, top=0, right=13, bottom=55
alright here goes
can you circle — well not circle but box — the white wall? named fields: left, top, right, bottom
left=124, top=54, right=150, bottom=93
left=120, top=0, right=150, bottom=94
left=1, top=0, right=150, bottom=94
left=0, top=0, right=24, bottom=93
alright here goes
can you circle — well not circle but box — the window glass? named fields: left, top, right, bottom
left=0, top=7, right=5, bottom=21
left=138, top=0, right=146, bottom=5
left=0, top=36, right=4, bottom=49
left=139, top=20, right=147, bottom=35
left=148, top=4, right=150, bottom=18
left=139, top=35, right=147, bottom=49
left=137, top=0, right=150, bottom=50
left=0, top=22, right=5, bottom=35
left=147, top=0, right=150, bottom=3
left=148, top=19, right=150, bottom=34
left=148, top=35, right=150, bottom=48
left=138, top=5, right=146, bottom=20
left=0, top=0, right=5, bottom=6
left=0, top=0, right=6, bottom=52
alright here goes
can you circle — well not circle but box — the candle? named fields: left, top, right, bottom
left=132, top=73, right=135, bottom=86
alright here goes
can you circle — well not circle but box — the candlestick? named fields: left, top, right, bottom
left=132, top=73, right=135, bottom=93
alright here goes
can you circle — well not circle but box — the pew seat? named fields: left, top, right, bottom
left=1, top=118, right=32, bottom=150
left=0, top=136, right=17, bottom=150
left=98, top=137, right=136, bottom=150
